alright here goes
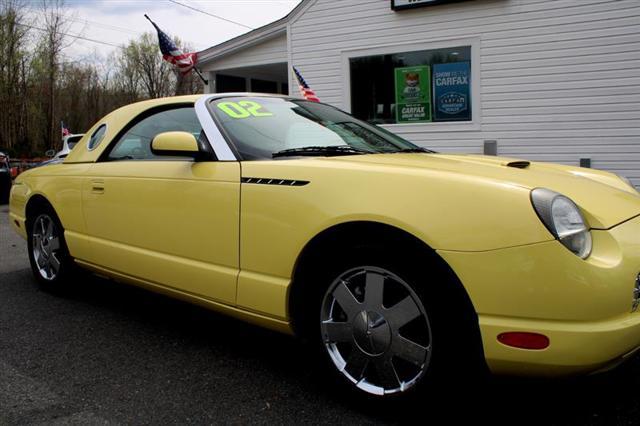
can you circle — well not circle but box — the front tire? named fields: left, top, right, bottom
left=27, top=207, right=75, bottom=291
left=302, top=245, right=482, bottom=401
left=320, top=265, right=432, bottom=396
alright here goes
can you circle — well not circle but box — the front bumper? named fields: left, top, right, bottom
left=439, top=214, right=640, bottom=376
left=477, top=310, right=640, bottom=376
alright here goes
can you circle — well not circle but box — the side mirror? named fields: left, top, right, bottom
left=151, top=131, right=204, bottom=160
left=45, top=149, right=56, bottom=158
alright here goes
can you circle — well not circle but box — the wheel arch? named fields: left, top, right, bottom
left=288, top=221, right=482, bottom=348
left=25, top=193, right=57, bottom=227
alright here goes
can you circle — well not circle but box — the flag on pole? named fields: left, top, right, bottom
left=292, top=66, right=320, bottom=102
left=61, top=121, right=70, bottom=138
left=145, top=15, right=197, bottom=75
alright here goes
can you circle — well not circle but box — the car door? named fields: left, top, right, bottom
left=81, top=105, right=240, bottom=305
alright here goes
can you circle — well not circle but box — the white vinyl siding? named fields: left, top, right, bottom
left=207, top=33, right=288, bottom=71
left=289, top=0, right=640, bottom=184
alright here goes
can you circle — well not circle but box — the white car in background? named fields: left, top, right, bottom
left=41, top=134, right=85, bottom=166
left=54, top=134, right=84, bottom=159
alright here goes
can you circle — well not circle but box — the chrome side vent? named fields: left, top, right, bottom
left=506, top=161, right=530, bottom=169
left=241, top=177, right=309, bottom=186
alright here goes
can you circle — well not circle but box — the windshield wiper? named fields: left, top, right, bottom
left=272, top=145, right=370, bottom=158
left=394, top=147, right=434, bottom=153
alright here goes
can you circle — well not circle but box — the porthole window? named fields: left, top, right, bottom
left=87, top=124, right=107, bottom=151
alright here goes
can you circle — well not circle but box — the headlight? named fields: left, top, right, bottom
left=530, top=188, right=592, bottom=259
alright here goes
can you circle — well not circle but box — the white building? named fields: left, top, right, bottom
left=198, top=0, right=640, bottom=184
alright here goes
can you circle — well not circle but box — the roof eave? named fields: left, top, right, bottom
left=197, top=23, right=287, bottom=65
left=197, top=0, right=313, bottom=66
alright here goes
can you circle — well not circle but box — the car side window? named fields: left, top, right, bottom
left=108, top=106, right=203, bottom=161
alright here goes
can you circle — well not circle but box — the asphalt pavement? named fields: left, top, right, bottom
left=2, top=203, right=640, bottom=425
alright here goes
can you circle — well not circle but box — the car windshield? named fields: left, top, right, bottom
left=209, top=96, right=428, bottom=160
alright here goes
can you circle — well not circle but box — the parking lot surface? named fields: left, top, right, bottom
left=2, top=204, right=640, bottom=425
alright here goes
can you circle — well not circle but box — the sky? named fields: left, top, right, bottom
left=25, top=0, right=302, bottom=63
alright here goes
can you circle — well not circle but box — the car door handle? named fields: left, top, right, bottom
left=91, top=179, right=105, bottom=194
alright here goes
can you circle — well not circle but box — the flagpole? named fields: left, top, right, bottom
left=192, top=67, right=209, bottom=86
left=144, top=14, right=208, bottom=86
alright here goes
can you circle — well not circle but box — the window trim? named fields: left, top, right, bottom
left=340, top=36, right=481, bottom=132
left=196, top=95, right=238, bottom=161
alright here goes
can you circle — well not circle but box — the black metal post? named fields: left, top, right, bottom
left=192, top=67, right=209, bottom=86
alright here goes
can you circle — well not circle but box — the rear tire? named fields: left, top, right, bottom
left=27, top=205, right=76, bottom=292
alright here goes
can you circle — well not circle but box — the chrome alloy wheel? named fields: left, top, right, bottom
left=320, top=266, right=432, bottom=396
left=31, top=214, right=62, bottom=281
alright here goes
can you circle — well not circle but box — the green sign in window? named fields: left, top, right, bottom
left=394, top=65, right=432, bottom=123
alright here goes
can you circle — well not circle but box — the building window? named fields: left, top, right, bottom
left=350, top=46, right=471, bottom=124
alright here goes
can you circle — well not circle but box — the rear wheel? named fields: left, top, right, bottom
left=27, top=207, right=75, bottom=291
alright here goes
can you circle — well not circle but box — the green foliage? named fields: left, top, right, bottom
left=0, top=1, right=203, bottom=156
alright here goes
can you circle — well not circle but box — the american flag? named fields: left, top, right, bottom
left=61, top=121, right=70, bottom=137
left=293, top=66, right=320, bottom=102
left=146, top=15, right=197, bottom=75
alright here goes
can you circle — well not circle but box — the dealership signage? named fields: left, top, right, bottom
left=394, top=65, right=432, bottom=123
left=391, top=0, right=470, bottom=11
left=433, top=62, right=470, bottom=121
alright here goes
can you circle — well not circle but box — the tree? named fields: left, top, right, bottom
left=111, top=49, right=140, bottom=103
left=121, top=32, right=174, bottom=99
left=0, top=2, right=203, bottom=157
left=39, top=0, right=74, bottom=150
left=0, top=0, right=29, bottom=151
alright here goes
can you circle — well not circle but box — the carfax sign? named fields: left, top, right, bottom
left=394, top=65, right=432, bottom=123
left=433, top=61, right=470, bottom=121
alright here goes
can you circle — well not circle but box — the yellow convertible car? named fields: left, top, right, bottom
left=8, top=93, right=640, bottom=398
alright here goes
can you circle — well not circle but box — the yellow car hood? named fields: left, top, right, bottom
left=329, top=153, right=640, bottom=229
